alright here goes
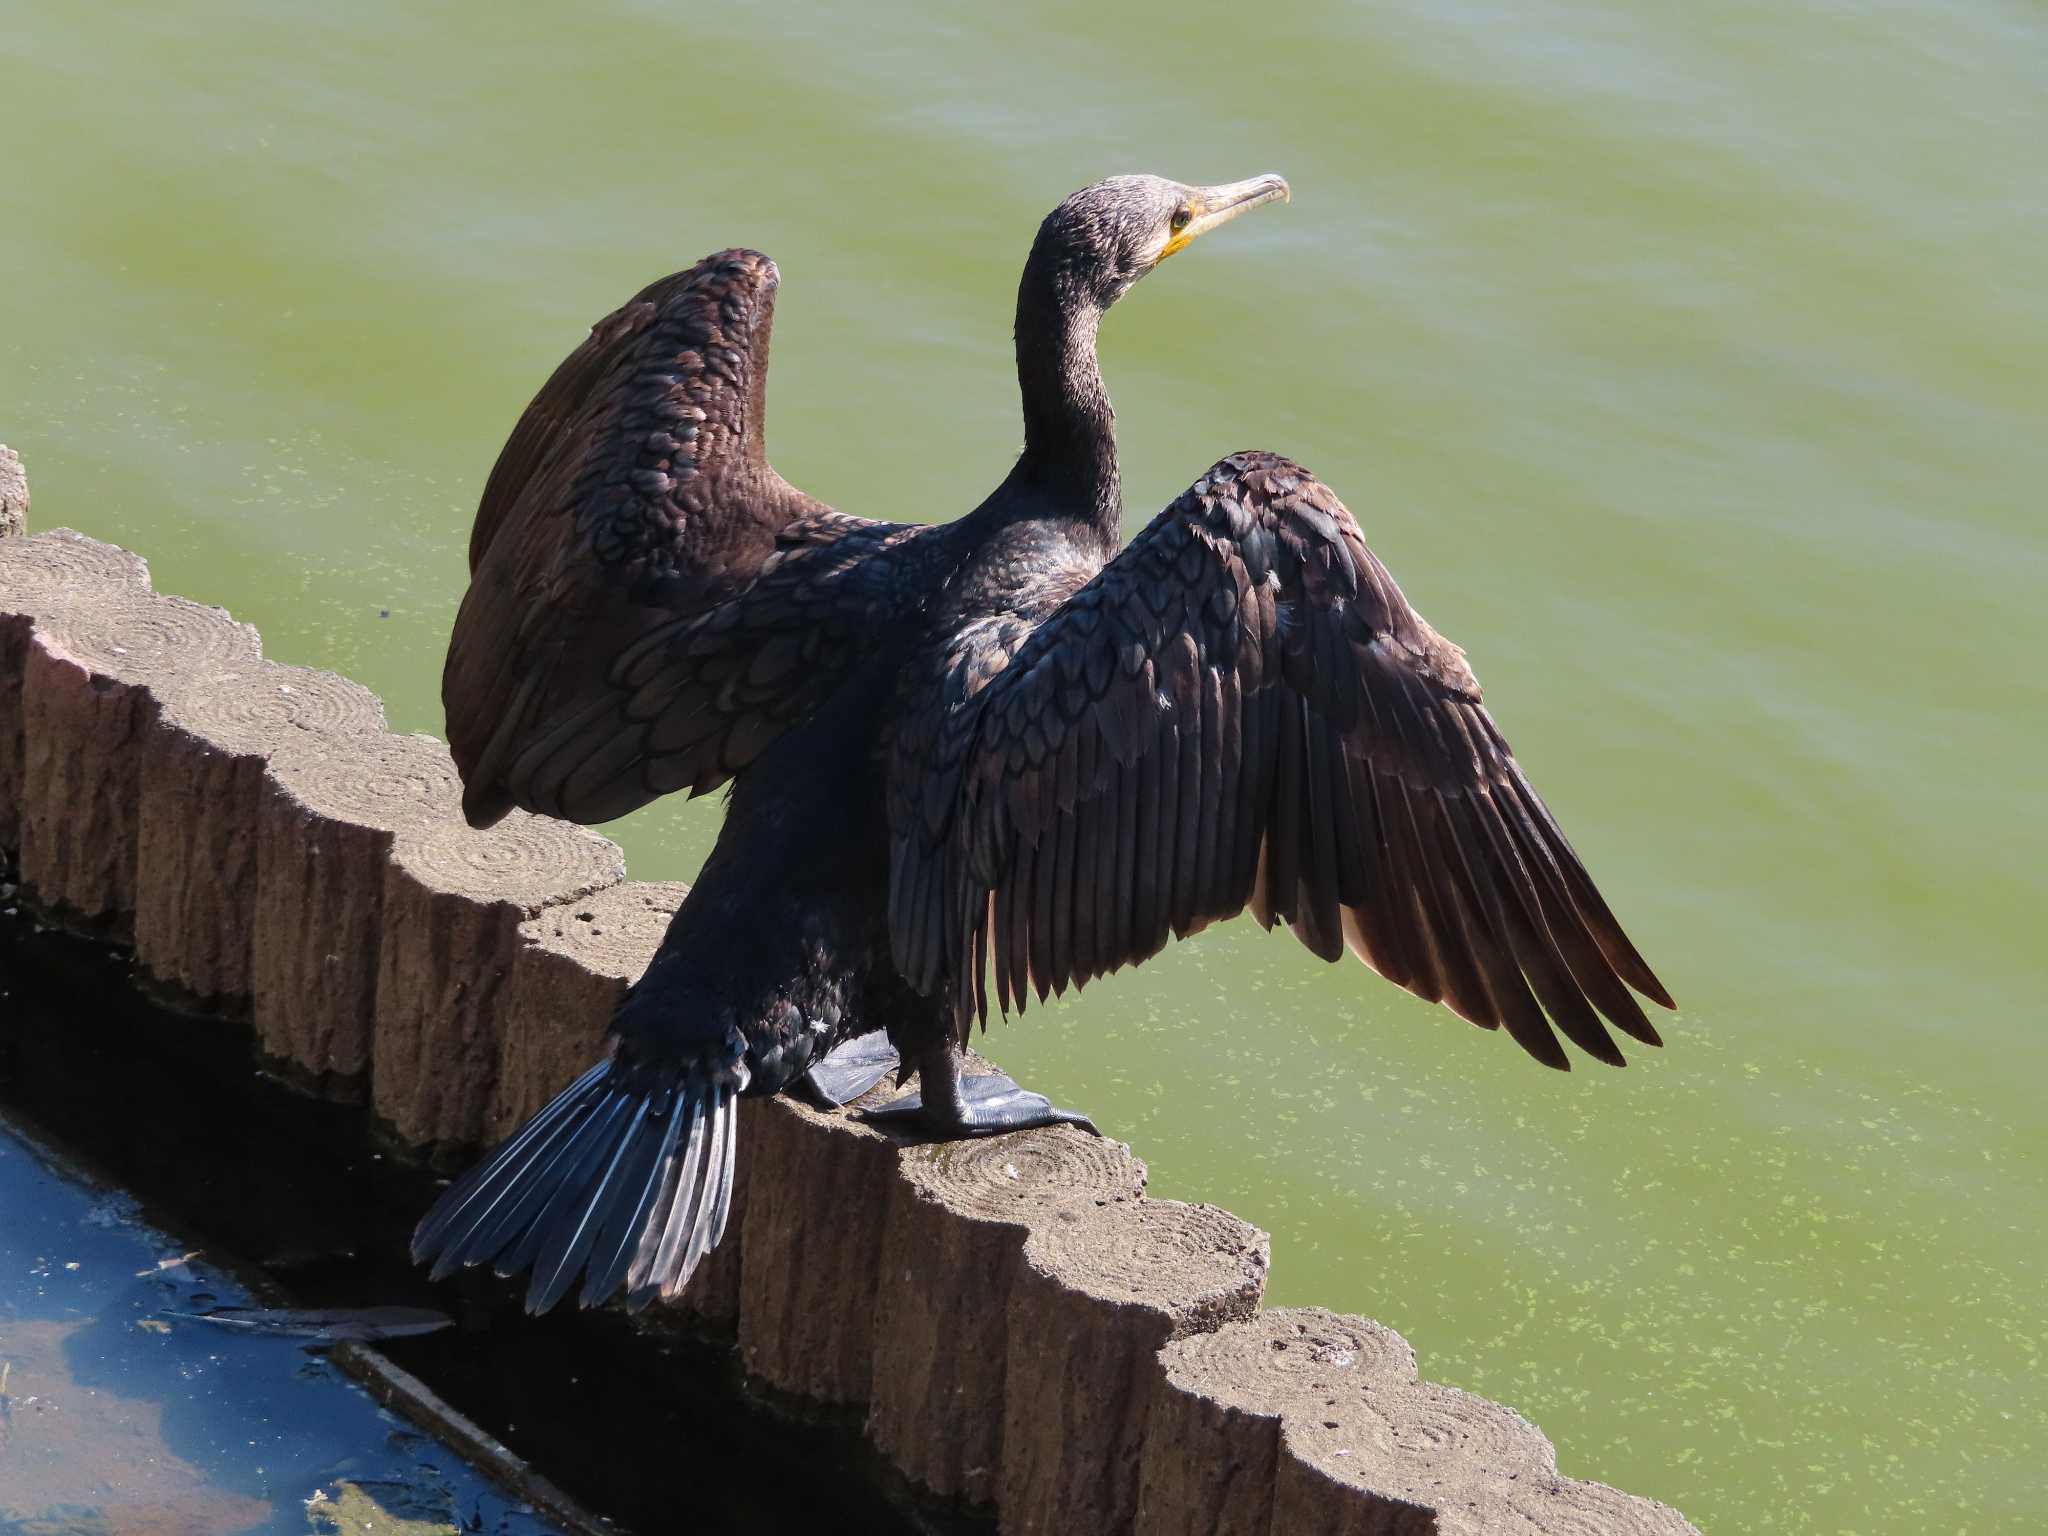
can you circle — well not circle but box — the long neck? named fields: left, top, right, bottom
left=1012, top=253, right=1120, bottom=539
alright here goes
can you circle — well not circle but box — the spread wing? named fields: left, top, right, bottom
left=507, top=514, right=944, bottom=817
left=889, top=451, right=1674, bottom=1070
left=445, top=249, right=864, bottom=827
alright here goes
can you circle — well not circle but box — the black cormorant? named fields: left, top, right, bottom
left=414, top=174, right=1674, bottom=1314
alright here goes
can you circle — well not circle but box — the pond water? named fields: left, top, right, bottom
left=0, top=1120, right=561, bottom=1536
left=5, top=3, right=2044, bottom=1529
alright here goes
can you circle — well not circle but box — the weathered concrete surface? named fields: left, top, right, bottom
left=251, top=731, right=468, bottom=1095
left=17, top=593, right=260, bottom=935
left=737, top=1090, right=907, bottom=1404
left=869, top=1124, right=1149, bottom=1505
left=488, top=880, right=689, bottom=1139
left=0, top=445, right=26, bottom=538
left=1001, top=1198, right=1270, bottom=1535
left=1137, top=1308, right=1423, bottom=1536
left=0, top=531, right=151, bottom=851
left=0, top=610, right=25, bottom=848
left=0, top=528, right=148, bottom=603
left=1142, top=1308, right=1701, bottom=1536
left=134, top=662, right=386, bottom=1012
left=1270, top=1377, right=1553, bottom=1536
left=1479, top=1476, right=1702, bottom=1535
left=371, top=806, right=625, bottom=1155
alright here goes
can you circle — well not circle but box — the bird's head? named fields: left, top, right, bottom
left=1029, top=173, right=1290, bottom=311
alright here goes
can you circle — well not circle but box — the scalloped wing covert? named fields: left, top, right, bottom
left=445, top=250, right=875, bottom=827
left=888, top=451, right=1674, bottom=1070
left=509, top=515, right=950, bottom=816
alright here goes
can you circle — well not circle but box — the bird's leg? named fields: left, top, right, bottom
left=792, top=1031, right=901, bottom=1110
left=858, top=1039, right=1097, bottom=1138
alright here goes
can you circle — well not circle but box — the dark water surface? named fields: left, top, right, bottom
left=0, top=1123, right=562, bottom=1536
left=5, top=3, right=2045, bottom=1529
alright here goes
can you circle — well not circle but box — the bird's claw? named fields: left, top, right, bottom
left=858, top=1071, right=1098, bottom=1138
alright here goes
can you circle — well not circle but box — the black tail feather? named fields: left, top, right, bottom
left=579, top=1091, right=681, bottom=1309
left=413, top=1061, right=607, bottom=1278
left=411, top=1057, right=740, bottom=1315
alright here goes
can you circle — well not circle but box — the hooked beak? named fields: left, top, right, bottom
left=1159, top=173, right=1291, bottom=261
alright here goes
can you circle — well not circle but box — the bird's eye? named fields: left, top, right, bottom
left=1170, top=208, right=1192, bottom=233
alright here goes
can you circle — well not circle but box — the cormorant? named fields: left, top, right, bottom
left=414, top=174, right=1675, bottom=1314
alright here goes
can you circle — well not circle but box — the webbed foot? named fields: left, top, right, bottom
left=793, top=1031, right=901, bottom=1110
left=858, top=1045, right=1097, bottom=1138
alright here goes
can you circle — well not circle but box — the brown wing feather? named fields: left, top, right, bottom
left=890, top=451, right=1674, bottom=1069
left=503, top=516, right=947, bottom=821
left=444, top=250, right=840, bottom=828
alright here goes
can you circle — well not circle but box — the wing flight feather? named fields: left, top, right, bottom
left=888, top=451, right=1673, bottom=1068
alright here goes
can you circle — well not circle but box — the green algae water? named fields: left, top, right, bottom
left=5, top=3, right=2043, bottom=1528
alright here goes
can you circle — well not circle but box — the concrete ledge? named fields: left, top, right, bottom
left=21, top=591, right=260, bottom=936
left=1004, top=1198, right=1270, bottom=1534
left=491, top=880, right=689, bottom=1139
left=371, top=795, right=626, bottom=1154
left=252, top=731, right=464, bottom=1096
left=0, top=532, right=1700, bottom=1536
left=135, top=662, right=388, bottom=1012
left=738, top=1092, right=904, bottom=1404
left=0, top=531, right=152, bottom=859
left=1137, top=1307, right=1417, bottom=1535
left=0, top=445, right=25, bottom=539
left=870, top=1126, right=1149, bottom=1504
left=1139, top=1308, right=1696, bottom=1536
